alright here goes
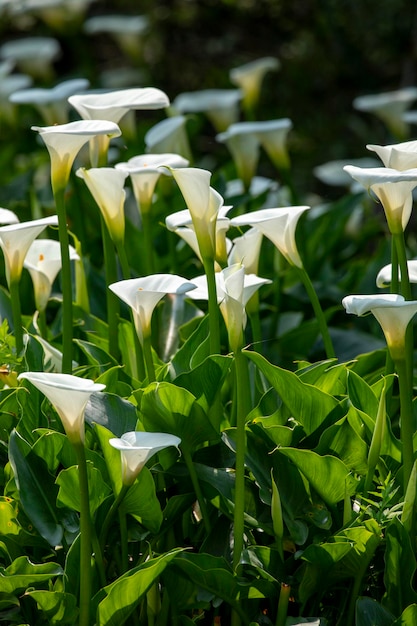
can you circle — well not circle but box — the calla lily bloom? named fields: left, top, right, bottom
left=366, top=140, right=417, bottom=171
left=230, top=206, right=311, bottom=268
left=0, top=73, right=33, bottom=124
left=109, top=274, right=197, bottom=345
left=228, top=227, right=263, bottom=274
left=145, top=116, right=192, bottom=161
left=10, top=78, right=90, bottom=125
left=230, top=56, right=280, bottom=112
left=18, top=372, right=105, bottom=444
left=84, top=14, right=149, bottom=61
left=115, top=153, right=189, bottom=216
left=0, top=215, right=58, bottom=286
left=24, top=239, right=79, bottom=312
left=187, top=265, right=271, bottom=352
left=0, top=37, right=61, bottom=81
left=353, top=87, right=417, bottom=139
left=216, top=123, right=260, bottom=189
left=376, top=260, right=417, bottom=288
left=76, top=167, right=128, bottom=246
left=313, top=158, right=379, bottom=189
left=343, top=165, right=417, bottom=233
left=32, top=119, right=121, bottom=194
left=169, top=167, right=224, bottom=262
left=172, top=89, right=242, bottom=132
left=0, top=207, right=19, bottom=224
left=249, top=118, right=293, bottom=170
left=342, top=293, right=417, bottom=360
left=109, top=431, right=181, bottom=486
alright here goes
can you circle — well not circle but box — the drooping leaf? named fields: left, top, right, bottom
left=383, top=518, right=417, bottom=616
left=173, top=354, right=232, bottom=414
left=392, top=604, right=417, bottom=625
left=84, top=391, right=138, bottom=437
left=56, top=464, right=112, bottom=516
left=355, top=596, right=394, bottom=626
left=0, top=556, right=62, bottom=594
left=25, top=590, right=78, bottom=625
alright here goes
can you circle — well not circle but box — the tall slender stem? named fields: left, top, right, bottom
left=203, top=257, right=221, bottom=355
left=296, top=266, right=335, bottom=359
left=99, top=484, right=129, bottom=551
left=141, top=212, right=155, bottom=276
left=232, top=347, right=251, bottom=570
left=54, top=186, right=73, bottom=373
left=393, top=231, right=411, bottom=300
left=73, top=442, right=92, bottom=626
left=142, top=334, right=156, bottom=382
left=276, top=583, right=291, bottom=626
left=182, top=446, right=211, bottom=534
left=395, top=357, right=415, bottom=490
left=9, top=279, right=23, bottom=354
left=101, top=217, right=120, bottom=360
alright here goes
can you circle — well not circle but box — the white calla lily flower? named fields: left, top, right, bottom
left=84, top=15, right=149, bottom=61
left=18, top=372, right=105, bottom=444
left=24, top=239, right=79, bottom=312
left=0, top=36, right=60, bottom=80
left=353, top=87, right=417, bottom=139
left=217, top=123, right=260, bottom=189
left=145, top=116, right=191, bottom=160
left=32, top=119, right=121, bottom=193
left=376, top=260, right=417, bottom=288
left=76, top=167, right=128, bottom=246
left=0, top=215, right=58, bottom=286
left=228, top=227, right=263, bottom=274
left=230, top=206, right=311, bottom=268
left=343, top=165, right=417, bottom=233
left=109, top=431, right=181, bottom=486
left=230, top=56, right=280, bottom=112
left=366, top=140, right=417, bottom=171
left=115, top=153, right=189, bottom=215
left=313, top=158, right=379, bottom=189
left=0, top=208, right=19, bottom=224
left=342, top=293, right=417, bottom=359
left=109, top=274, right=196, bottom=344
left=172, top=89, right=242, bottom=132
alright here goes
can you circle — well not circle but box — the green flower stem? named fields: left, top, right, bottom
left=73, top=442, right=92, bottom=626
left=118, top=507, right=129, bottom=573
left=295, top=266, right=335, bottom=359
left=233, top=347, right=251, bottom=570
left=101, top=217, right=120, bottom=361
left=394, top=357, right=415, bottom=490
left=202, top=257, right=221, bottom=355
left=116, top=242, right=131, bottom=281
left=142, top=334, right=156, bottom=382
left=390, top=236, right=399, bottom=294
left=99, top=484, right=129, bottom=552
left=181, top=446, right=211, bottom=535
left=9, top=279, right=24, bottom=354
left=91, top=527, right=106, bottom=587
left=393, top=231, right=411, bottom=300
left=247, top=293, right=262, bottom=352
left=276, top=583, right=291, bottom=626
left=37, top=308, right=48, bottom=339
left=54, top=186, right=74, bottom=373
left=141, top=211, right=155, bottom=276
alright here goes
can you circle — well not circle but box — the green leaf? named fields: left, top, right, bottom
left=122, top=467, right=163, bottom=534
left=8, top=430, right=63, bottom=546
left=56, top=464, right=112, bottom=516
left=96, top=549, right=183, bottom=626
left=245, top=351, right=342, bottom=437
left=73, top=338, right=118, bottom=376
left=355, top=597, right=394, bottom=626
left=0, top=556, right=62, bottom=594
left=173, top=354, right=232, bottom=414
left=347, top=370, right=379, bottom=419
left=25, top=590, right=78, bottom=625
left=392, top=605, right=417, bottom=625
left=277, top=447, right=358, bottom=506
left=297, top=359, right=346, bottom=395
left=84, top=392, right=138, bottom=437
left=315, top=415, right=369, bottom=475
left=170, top=315, right=210, bottom=376
left=383, top=518, right=417, bottom=616
left=140, top=381, right=220, bottom=453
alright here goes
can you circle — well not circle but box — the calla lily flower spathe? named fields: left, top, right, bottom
left=230, top=206, right=311, bottom=268
left=18, top=372, right=105, bottom=444
left=109, top=431, right=181, bottom=486
left=353, top=87, right=417, bottom=140
left=109, top=274, right=197, bottom=345
left=32, top=119, right=121, bottom=193
left=10, top=78, right=90, bottom=125
left=144, top=116, right=191, bottom=160
left=376, top=260, right=417, bottom=288
left=366, top=140, right=417, bottom=171
left=313, top=158, right=379, bottom=190
left=0, top=215, right=58, bottom=286
left=228, top=227, right=263, bottom=274
left=343, top=165, right=417, bottom=233
left=115, top=153, right=189, bottom=216
left=24, top=239, right=79, bottom=312
left=172, top=89, right=242, bottom=132
left=342, top=293, right=417, bottom=360
left=0, top=36, right=60, bottom=81
left=76, top=167, right=128, bottom=246
left=84, top=15, right=149, bottom=61
left=229, top=56, right=280, bottom=112
left=0, top=207, right=19, bottom=224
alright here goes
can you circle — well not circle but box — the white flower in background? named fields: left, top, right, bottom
left=145, top=115, right=192, bottom=161
left=109, top=431, right=181, bottom=486
left=109, top=274, right=197, bottom=345
left=366, top=140, right=417, bottom=171
left=376, top=260, right=417, bottom=288
left=251, top=118, right=293, bottom=170
left=32, top=119, right=121, bottom=193
left=0, top=37, right=61, bottom=81
left=115, top=153, right=189, bottom=215
left=18, top=372, right=105, bottom=444
left=21, top=0, right=96, bottom=30
left=0, top=208, right=19, bottom=224
left=76, top=167, right=128, bottom=246
left=230, top=56, right=280, bottom=112
left=172, top=89, right=242, bottom=132
left=313, top=158, right=379, bottom=190
left=353, top=87, right=417, bottom=139
left=0, top=215, right=58, bottom=286
left=217, top=123, right=261, bottom=189
left=24, top=239, right=79, bottom=312
left=230, top=206, right=311, bottom=268
left=0, top=73, right=33, bottom=124
left=342, top=293, right=417, bottom=360
left=84, top=14, right=149, bottom=61
left=228, top=227, right=263, bottom=274
left=10, top=78, right=90, bottom=125
left=343, top=165, right=417, bottom=234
